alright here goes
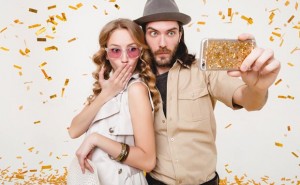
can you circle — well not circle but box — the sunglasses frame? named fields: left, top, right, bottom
left=105, top=46, right=143, bottom=59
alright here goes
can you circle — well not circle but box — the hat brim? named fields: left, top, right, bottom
left=134, top=12, right=191, bottom=25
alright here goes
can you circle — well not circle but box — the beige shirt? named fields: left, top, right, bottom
left=150, top=60, right=245, bottom=185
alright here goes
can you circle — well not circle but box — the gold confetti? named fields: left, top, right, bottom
left=197, top=21, right=206, bottom=25
left=29, top=169, right=37, bottom=172
left=291, top=152, right=299, bottom=158
left=69, top=5, right=77, bottom=10
left=14, top=19, right=23, bottom=24
left=39, top=62, right=47, bottom=67
left=13, top=65, right=22, bottom=70
left=287, top=125, right=291, bottom=131
left=64, top=79, right=69, bottom=86
left=35, top=27, right=46, bottom=36
left=109, top=0, right=116, bottom=2
left=41, top=165, right=52, bottom=170
left=55, top=14, right=65, bottom=21
left=19, top=48, right=30, bottom=56
left=296, top=2, right=298, bottom=10
left=278, top=95, right=287, bottom=99
left=34, top=120, right=41, bottom=124
left=16, top=156, right=22, bottom=159
left=274, top=79, right=282, bottom=85
left=0, top=46, right=9, bottom=51
left=29, top=8, right=38, bottom=13
left=46, top=35, right=54, bottom=39
left=271, top=32, right=281, bottom=37
left=52, top=26, right=56, bottom=33
left=115, top=4, right=120, bottom=10
left=28, top=147, right=34, bottom=152
left=49, top=152, right=53, bottom=156
left=287, top=15, right=294, bottom=23
left=287, top=95, right=294, bottom=100
left=93, top=5, right=98, bottom=9
left=61, top=88, right=65, bottom=97
left=68, top=37, right=77, bottom=43
left=228, top=8, right=232, bottom=16
left=41, top=69, right=51, bottom=80
left=241, top=15, right=253, bottom=24
left=45, top=46, right=58, bottom=51
left=16, top=174, right=24, bottom=179
left=62, top=13, right=67, bottom=20
left=290, top=47, right=300, bottom=54
left=287, top=62, right=294, bottom=66
left=0, top=27, right=7, bottom=33
left=28, top=24, right=41, bottom=29
left=48, top=5, right=56, bottom=10
left=76, top=3, right=83, bottom=8
left=285, top=0, right=290, bottom=6
left=275, top=142, right=283, bottom=147
left=50, top=94, right=57, bottom=99
left=19, top=105, right=23, bottom=110
left=104, top=10, right=108, bottom=15
left=37, top=38, right=46, bottom=42
left=225, top=124, right=232, bottom=128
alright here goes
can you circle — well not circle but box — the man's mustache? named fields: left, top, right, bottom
left=154, top=48, right=171, bottom=55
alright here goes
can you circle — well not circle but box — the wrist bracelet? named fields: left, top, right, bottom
left=109, top=142, right=129, bottom=162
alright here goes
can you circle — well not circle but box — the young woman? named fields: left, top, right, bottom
left=68, top=18, right=160, bottom=184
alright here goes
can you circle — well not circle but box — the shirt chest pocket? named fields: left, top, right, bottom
left=178, top=88, right=210, bottom=122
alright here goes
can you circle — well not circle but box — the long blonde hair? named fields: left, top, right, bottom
left=89, top=18, right=160, bottom=112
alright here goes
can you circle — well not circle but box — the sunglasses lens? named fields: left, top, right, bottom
left=107, top=48, right=122, bottom=58
left=127, top=47, right=140, bottom=58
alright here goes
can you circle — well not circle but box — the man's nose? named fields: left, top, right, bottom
left=159, top=35, right=166, bottom=47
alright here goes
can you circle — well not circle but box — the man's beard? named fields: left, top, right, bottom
left=151, top=45, right=178, bottom=68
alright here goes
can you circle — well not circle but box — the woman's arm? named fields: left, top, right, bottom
left=68, top=65, right=132, bottom=139
left=76, top=82, right=156, bottom=173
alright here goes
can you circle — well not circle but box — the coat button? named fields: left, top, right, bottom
left=109, top=127, right=114, bottom=133
left=118, top=168, right=122, bottom=174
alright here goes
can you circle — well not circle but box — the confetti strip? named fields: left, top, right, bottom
left=275, top=142, right=283, bottom=147
left=68, top=5, right=77, bottom=10
left=0, top=46, right=9, bottom=51
left=225, top=124, right=232, bottom=128
left=197, top=21, right=206, bottom=25
left=50, top=94, right=57, bottom=99
left=28, top=24, right=41, bottom=29
left=14, top=19, right=23, bottom=24
left=228, top=8, right=232, bottom=16
left=64, top=79, right=69, bottom=86
left=115, top=4, right=120, bottom=10
left=19, top=105, right=23, bottom=110
left=41, top=69, right=52, bottom=80
left=48, top=5, right=56, bottom=10
left=278, top=95, right=287, bottom=99
left=109, top=0, right=116, bottom=2
left=93, top=5, right=98, bottom=9
left=76, top=3, right=83, bottom=8
left=68, top=37, right=77, bottom=43
left=0, top=27, right=7, bottom=33
left=19, top=48, right=30, bottom=56
left=28, top=147, right=34, bottom=152
left=271, top=31, right=281, bottom=37
left=29, top=8, right=38, bottom=13
left=37, top=38, right=46, bottom=42
left=291, top=152, right=299, bottom=158
left=34, top=121, right=41, bottom=124
left=13, top=65, right=22, bottom=70
left=241, top=15, right=253, bottom=24
left=39, top=62, right=47, bottom=67
left=287, top=95, right=294, bottom=100
left=45, top=46, right=58, bottom=51
left=287, top=15, right=294, bottom=23
left=35, top=27, right=46, bottom=36
left=290, top=47, right=300, bottom=54
left=46, top=35, right=54, bottom=39
left=41, top=165, right=52, bottom=170
left=274, top=79, right=282, bottom=85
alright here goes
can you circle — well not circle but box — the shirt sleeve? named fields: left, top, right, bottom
left=205, top=71, right=245, bottom=109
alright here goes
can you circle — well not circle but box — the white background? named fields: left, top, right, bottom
left=0, top=0, right=299, bottom=184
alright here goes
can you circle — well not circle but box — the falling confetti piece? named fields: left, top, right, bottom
left=287, top=15, right=294, bottom=23
left=115, top=4, right=120, bottom=10
left=109, top=0, right=116, bottom=2
left=29, top=169, right=37, bottom=172
left=16, top=156, right=22, bottom=159
left=14, top=19, right=23, bottom=24
left=37, top=38, right=46, bottom=42
left=45, top=46, right=58, bottom=51
left=225, top=124, right=232, bottom=128
left=64, top=79, right=70, bottom=86
left=285, top=0, right=290, bottom=6
left=19, top=48, right=30, bottom=56
left=35, top=27, right=46, bottom=36
left=290, top=47, right=300, bottom=54
left=13, top=65, right=22, bottom=70
left=29, top=8, right=38, bottom=13
left=197, top=21, right=206, bottom=25
left=48, top=5, right=56, bottom=10
left=287, top=95, right=294, bottom=100
left=287, top=62, right=294, bottom=66
left=271, top=32, right=281, bottom=37
left=50, top=94, right=57, bottom=99
left=0, top=46, right=9, bottom=51
left=46, top=35, right=54, bottom=39
left=274, top=79, right=282, bottom=85
left=49, top=152, right=53, bottom=156
left=68, top=37, right=77, bottom=43
left=28, top=147, right=34, bottom=152
left=68, top=5, right=77, bottom=10
left=76, top=3, right=83, bottom=8
left=19, top=105, right=23, bottom=110
left=228, top=8, right=232, bottom=16
left=0, top=27, right=7, bottom=33
left=28, top=24, right=41, bottom=29
left=278, top=95, right=287, bottom=99
left=275, top=142, right=283, bottom=147
left=93, top=5, right=98, bottom=9
left=41, top=165, right=52, bottom=170
left=39, top=62, right=47, bottom=67
left=291, top=152, right=299, bottom=158
left=34, top=121, right=41, bottom=124
left=241, top=15, right=253, bottom=24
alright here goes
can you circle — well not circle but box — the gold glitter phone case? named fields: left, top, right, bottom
left=199, top=38, right=256, bottom=70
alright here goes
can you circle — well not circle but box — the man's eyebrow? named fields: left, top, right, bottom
left=146, top=26, right=179, bottom=32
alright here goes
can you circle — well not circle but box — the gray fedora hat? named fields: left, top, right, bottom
left=134, top=0, right=191, bottom=25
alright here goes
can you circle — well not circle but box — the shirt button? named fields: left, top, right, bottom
left=109, top=127, right=114, bottom=133
left=170, top=138, right=174, bottom=142
left=162, top=120, right=165, bottom=123
left=118, top=168, right=122, bottom=174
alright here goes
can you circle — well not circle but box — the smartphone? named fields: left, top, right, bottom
left=199, top=38, right=256, bottom=70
